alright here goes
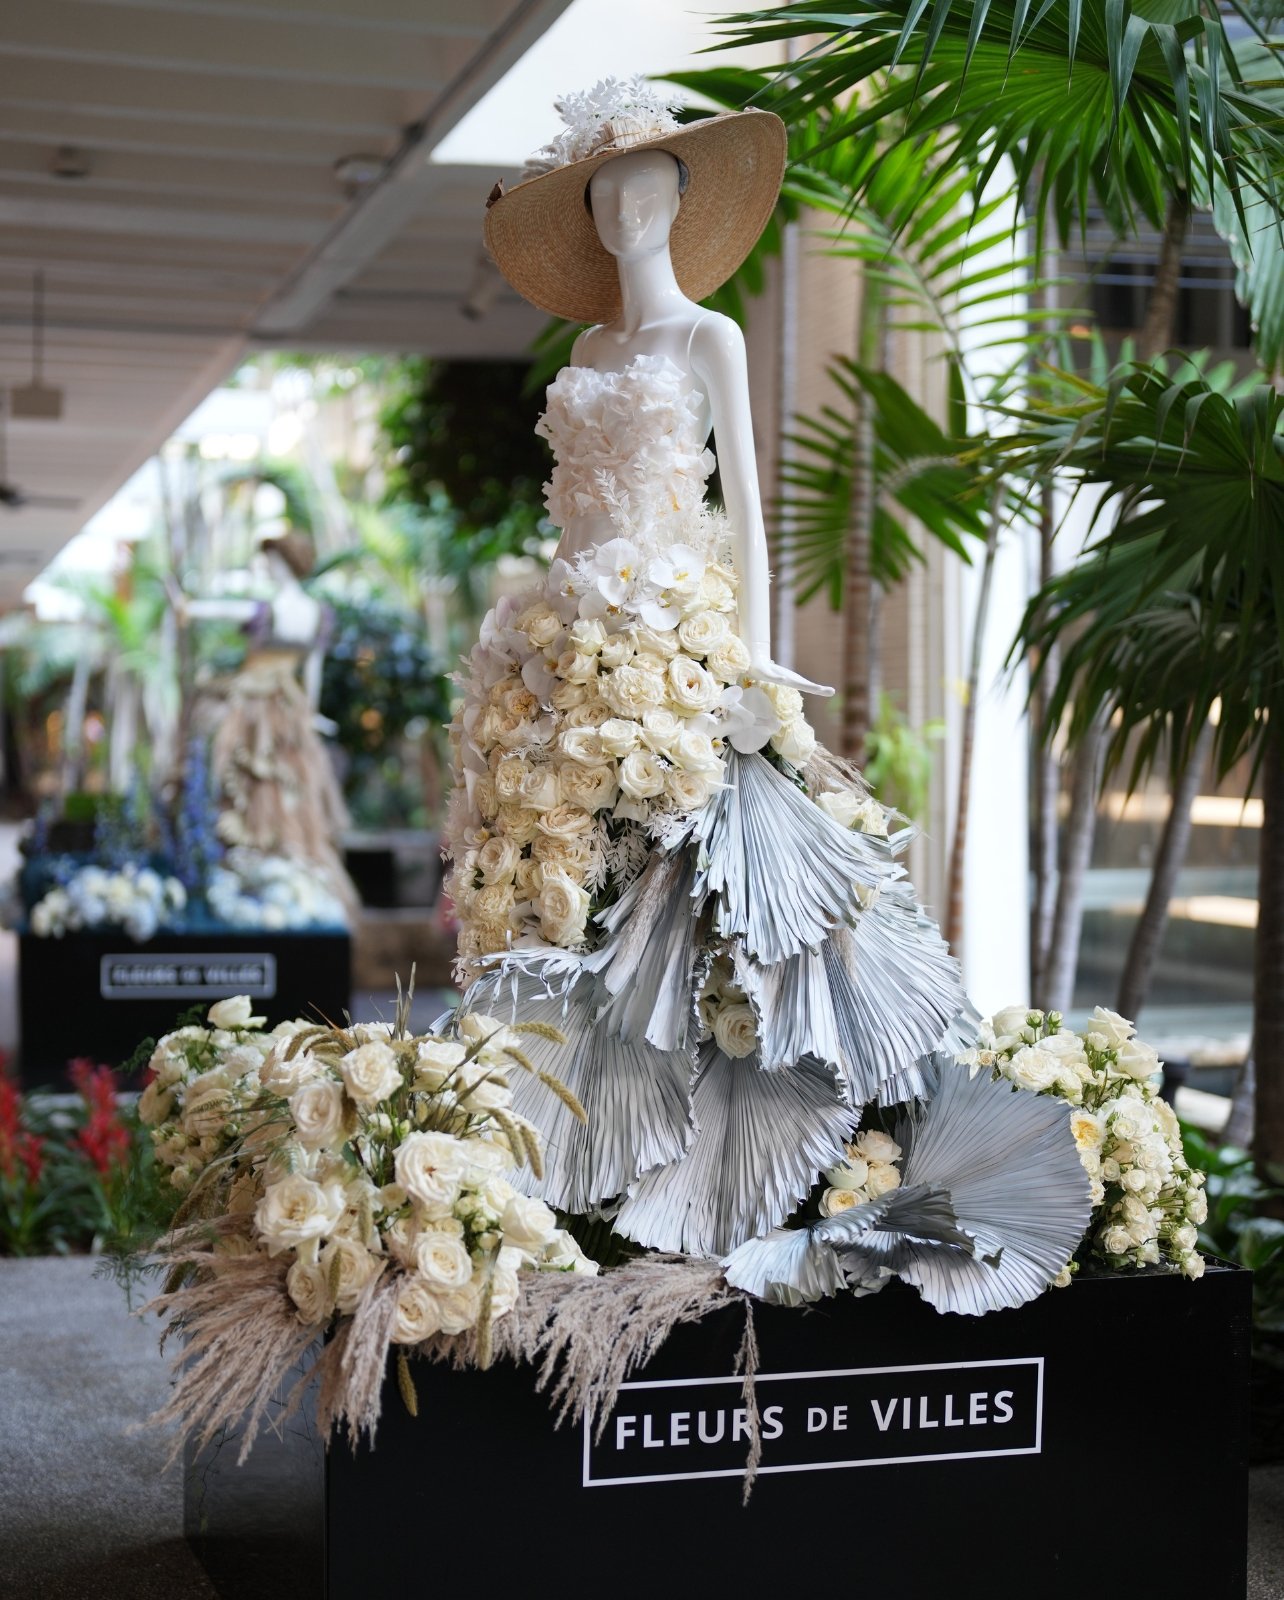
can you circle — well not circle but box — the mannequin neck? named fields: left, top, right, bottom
left=613, top=244, right=688, bottom=336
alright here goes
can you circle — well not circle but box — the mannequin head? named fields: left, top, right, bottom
left=587, top=149, right=685, bottom=261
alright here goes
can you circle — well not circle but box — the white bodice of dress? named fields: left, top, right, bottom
left=536, top=354, right=716, bottom=547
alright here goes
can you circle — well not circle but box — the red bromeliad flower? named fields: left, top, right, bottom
left=0, top=1074, right=42, bottom=1186
left=69, top=1060, right=130, bottom=1176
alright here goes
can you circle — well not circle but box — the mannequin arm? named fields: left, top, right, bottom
left=690, top=315, right=832, bottom=696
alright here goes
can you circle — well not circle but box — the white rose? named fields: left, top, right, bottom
left=1117, top=1037, right=1161, bottom=1081
left=825, top=1157, right=869, bottom=1190
left=558, top=761, right=619, bottom=812
left=490, top=1245, right=525, bottom=1317
left=340, top=1040, right=404, bottom=1108
left=413, top=1231, right=475, bottom=1290
left=666, top=655, right=720, bottom=714
left=261, top=1046, right=324, bottom=1097
left=542, top=1231, right=599, bottom=1274
left=618, top=750, right=667, bottom=800
left=320, top=1237, right=382, bottom=1313
left=989, top=1005, right=1034, bottom=1039
left=392, top=1276, right=444, bottom=1345
left=138, top=1080, right=174, bottom=1126
left=501, top=1194, right=559, bottom=1250
left=435, top=1278, right=482, bottom=1335
left=601, top=663, right=666, bottom=718
left=476, top=835, right=521, bottom=885
left=713, top=1002, right=758, bottom=1059
left=851, top=1130, right=901, bottom=1164
left=394, top=1131, right=470, bottom=1209
left=706, top=634, right=751, bottom=683
left=665, top=769, right=714, bottom=812
left=550, top=680, right=589, bottom=712
left=1069, top=1109, right=1105, bottom=1153
left=414, top=1039, right=466, bottom=1089
left=866, top=1160, right=902, bottom=1197
left=631, top=625, right=679, bottom=660
left=820, top=1188, right=860, bottom=1217
left=1091, top=1006, right=1136, bottom=1047
left=815, top=790, right=861, bottom=829
left=640, top=708, right=683, bottom=754
left=535, top=868, right=590, bottom=946
left=493, top=754, right=529, bottom=803
left=1182, top=1252, right=1206, bottom=1280
left=672, top=729, right=722, bottom=773
left=1004, top=1045, right=1062, bottom=1092
left=598, top=634, right=633, bottom=669
left=290, top=1078, right=347, bottom=1149
left=1102, top=1225, right=1134, bottom=1257
left=677, top=610, right=729, bottom=655
left=207, top=995, right=263, bottom=1030
left=255, top=1174, right=346, bottom=1254
left=495, top=805, right=541, bottom=848
left=558, top=727, right=604, bottom=765
left=771, top=718, right=816, bottom=766
left=764, top=683, right=804, bottom=721
left=517, top=765, right=560, bottom=811
left=599, top=718, right=641, bottom=757
left=286, top=1260, right=335, bottom=1325
left=517, top=603, right=563, bottom=649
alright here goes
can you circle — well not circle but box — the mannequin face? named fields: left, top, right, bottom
left=588, top=150, right=681, bottom=260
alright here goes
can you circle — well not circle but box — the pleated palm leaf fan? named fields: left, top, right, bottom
left=723, top=1063, right=1092, bottom=1313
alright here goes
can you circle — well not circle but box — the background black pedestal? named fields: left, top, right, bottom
left=18, top=929, right=351, bottom=1085
left=186, top=1263, right=1251, bottom=1600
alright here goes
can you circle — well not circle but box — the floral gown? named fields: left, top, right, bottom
left=445, top=353, right=969, bottom=1259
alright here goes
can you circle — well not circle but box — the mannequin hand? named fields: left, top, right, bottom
left=749, top=657, right=835, bottom=698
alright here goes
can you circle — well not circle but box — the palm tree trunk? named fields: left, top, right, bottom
left=944, top=480, right=1004, bottom=948
left=1254, top=726, right=1284, bottom=1173
left=1115, top=718, right=1214, bottom=1021
left=1042, top=707, right=1108, bottom=1013
left=841, top=391, right=873, bottom=758
left=1039, top=193, right=1190, bottom=1010
left=1030, top=482, right=1059, bottom=996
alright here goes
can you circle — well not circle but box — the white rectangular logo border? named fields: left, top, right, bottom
left=99, top=952, right=278, bottom=1000
left=582, top=1355, right=1044, bottom=1488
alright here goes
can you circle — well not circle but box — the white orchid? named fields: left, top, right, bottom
left=716, top=683, right=782, bottom=753
left=588, top=538, right=644, bottom=606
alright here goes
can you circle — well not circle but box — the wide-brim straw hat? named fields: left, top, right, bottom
left=484, top=109, right=786, bottom=325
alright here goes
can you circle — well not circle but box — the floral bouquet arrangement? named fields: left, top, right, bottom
left=960, top=1005, right=1206, bottom=1281
left=29, top=862, right=187, bottom=942
left=446, top=527, right=820, bottom=970
left=134, top=993, right=597, bottom=1456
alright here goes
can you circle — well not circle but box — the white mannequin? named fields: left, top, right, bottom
left=568, top=148, right=830, bottom=697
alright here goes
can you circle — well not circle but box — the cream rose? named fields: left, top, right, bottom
left=713, top=1002, right=758, bottom=1059
left=672, top=729, right=721, bottom=773
left=706, top=634, right=751, bottom=683
left=568, top=617, right=607, bottom=655
left=851, top=1130, right=901, bottom=1164
left=667, top=655, right=719, bottom=714
left=392, top=1276, right=444, bottom=1344
left=475, top=835, right=521, bottom=885
left=290, top=1078, right=346, bottom=1149
left=256, top=1174, right=346, bottom=1254
left=558, top=727, right=604, bottom=765
left=771, top=718, right=816, bottom=765
left=535, top=869, right=590, bottom=946
left=137, top=1080, right=174, bottom=1126
left=493, top=754, right=529, bottom=804
left=550, top=680, right=590, bottom=711
left=320, top=1237, right=382, bottom=1314
left=394, top=1130, right=470, bottom=1209
left=536, top=802, right=594, bottom=840
left=564, top=700, right=612, bottom=729
left=559, top=761, right=619, bottom=812
left=414, top=1039, right=466, bottom=1089
left=598, top=717, right=641, bottom=757
left=865, top=1160, right=901, bottom=1198
left=665, top=770, right=714, bottom=812
left=677, top=610, right=729, bottom=655
left=413, top=1231, right=474, bottom=1290
left=208, top=995, right=262, bottom=1030
left=820, top=1188, right=859, bottom=1217
left=501, top=1194, right=559, bottom=1250
left=517, top=603, right=563, bottom=649
left=435, top=1279, right=482, bottom=1335
left=517, top=765, right=560, bottom=811
left=286, top=1260, right=335, bottom=1325
left=600, top=663, right=666, bottom=718
left=618, top=749, right=667, bottom=800
left=1090, top=1006, right=1135, bottom=1047
left=340, top=1041, right=404, bottom=1108
left=495, top=805, right=541, bottom=848
left=640, top=708, right=682, bottom=754
left=631, top=625, right=679, bottom=660
left=555, top=647, right=598, bottom=684
left=514, top=858, right=543, bottom=898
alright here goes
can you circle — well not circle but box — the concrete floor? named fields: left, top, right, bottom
left=0, top=1256, right=1281, bottom=1599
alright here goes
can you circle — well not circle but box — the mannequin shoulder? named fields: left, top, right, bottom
left=688, top=310, right=747, bottom=377
left=569, top=324, right=605, bottom=367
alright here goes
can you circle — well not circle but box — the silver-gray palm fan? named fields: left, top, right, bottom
left=722, top=1063, right=1091, bottom=1313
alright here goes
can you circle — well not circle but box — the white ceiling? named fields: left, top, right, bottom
left=0, top=0, right=574, bottom=602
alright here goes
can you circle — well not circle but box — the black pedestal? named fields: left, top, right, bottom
left=18, top=928, right=351, bottom=1085
left=185, top=1263, right=1251, bottom=1600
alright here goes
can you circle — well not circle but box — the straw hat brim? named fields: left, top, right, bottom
left=483, top=110, right=786, bottom=325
